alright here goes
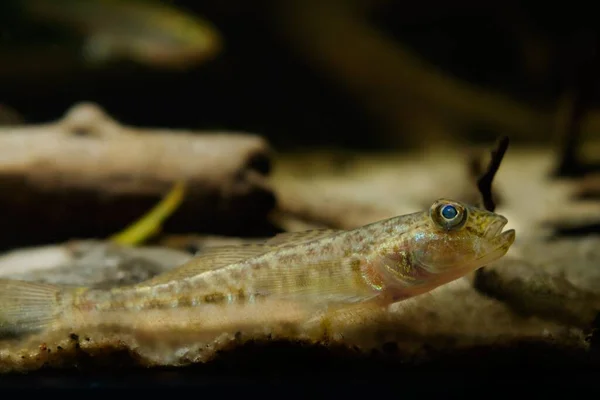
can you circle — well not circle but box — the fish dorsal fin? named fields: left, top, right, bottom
left=266, top=229, right=343, bottom=247
left=194, top=244, right=270, bottom=267
left=139, top=244, right=270, bottom=286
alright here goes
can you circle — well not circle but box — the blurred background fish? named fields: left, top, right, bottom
left=0, top=0, right=598, bottom=152
left=19, top=0, right=222, bottom=69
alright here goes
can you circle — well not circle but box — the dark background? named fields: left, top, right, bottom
left=0, top=1, right=600, bottom=388
left=1, top=0, right=599, bottom=150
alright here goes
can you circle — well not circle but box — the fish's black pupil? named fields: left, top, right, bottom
left=441, top=205, right=458, bottom=219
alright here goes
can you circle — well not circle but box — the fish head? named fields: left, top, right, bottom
left=406, top=198, right=515, bottom=275
left=82, top=12, right=222, bottom=69
left=128, top=13, right=222, bottom=68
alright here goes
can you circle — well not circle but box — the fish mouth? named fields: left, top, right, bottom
left=473, top=226, right=515, bottom=265
left=483, top=216, right=515, bottom=252
left=482, top=216, right=515, bottom=258
left=484, top=216, right=508, bottom=238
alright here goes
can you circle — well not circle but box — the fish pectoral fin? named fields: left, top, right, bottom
left=138, top=244, right=271, bottom=285
left=266, top=229, right=344, bottom=247
left=257, top=259, right=378, bottom=305
left=0, top=279, right=64, bottom=337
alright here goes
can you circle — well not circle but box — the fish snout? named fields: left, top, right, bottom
left=483, top=216, right=508, bottom=239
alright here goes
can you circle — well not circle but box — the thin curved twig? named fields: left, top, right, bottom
left=477, top=136, right=510, bottom=212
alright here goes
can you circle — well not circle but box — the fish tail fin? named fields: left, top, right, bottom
left=0, top=279, right=64, bottom=337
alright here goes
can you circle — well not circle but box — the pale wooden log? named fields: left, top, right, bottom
left=0, top=102, right=276, bottom=247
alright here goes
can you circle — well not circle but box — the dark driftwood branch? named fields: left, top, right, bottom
left=476, top=136, right=510, bottom=212
left=0, top=103, right=276, bottom=248
left=472, top=136, right=509, bottom=283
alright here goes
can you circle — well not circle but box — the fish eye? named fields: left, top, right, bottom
left=441, top=205, right=457, bottom=219
left=430, top=200, right=467, bottom=231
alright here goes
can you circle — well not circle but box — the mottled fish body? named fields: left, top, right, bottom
left=22, top=0, right=221, bottom=68
left=0, top=199, right=515, bottom=338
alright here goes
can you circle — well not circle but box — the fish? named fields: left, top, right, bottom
left=21, top=0, right=222, bottom=69
left=0, top=198, right=515, bottom=339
